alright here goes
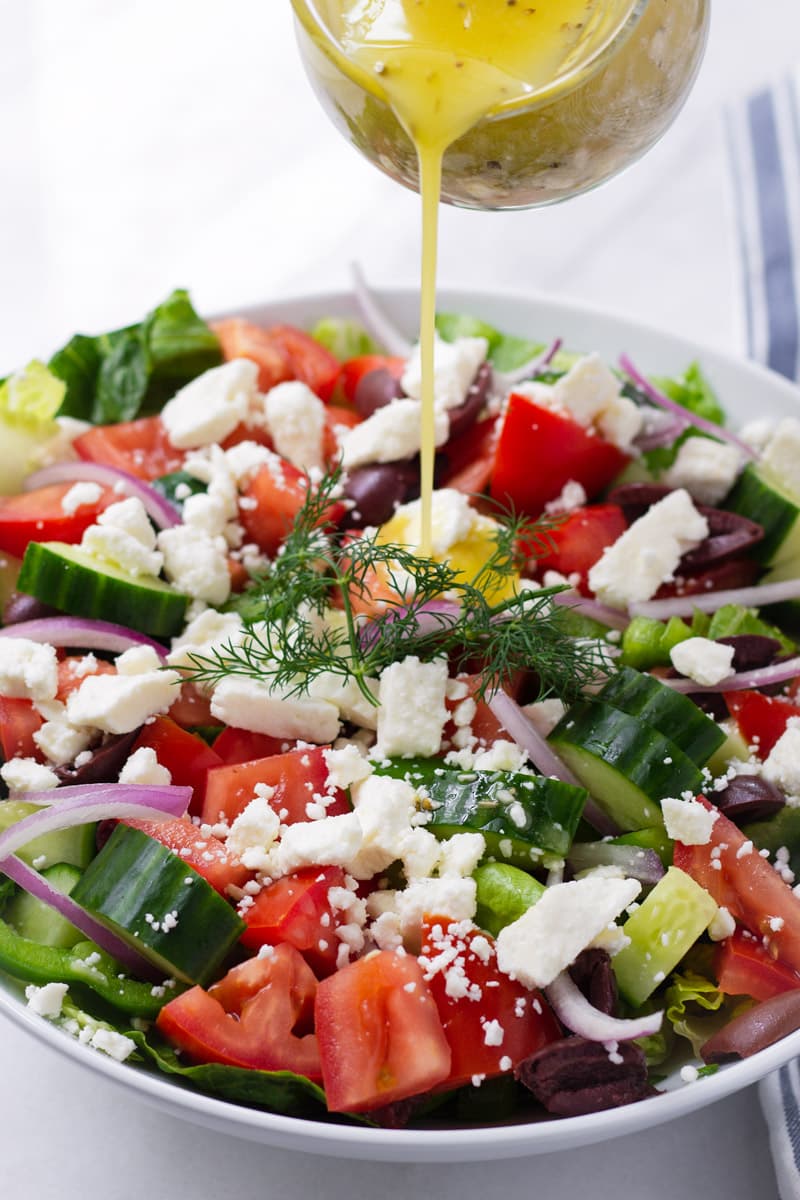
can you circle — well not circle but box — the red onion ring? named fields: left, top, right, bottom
left=545, top=969, right=664, bottom=1041
left=24, top=461, right=182, bottom=530
left=629, top=577, right=800, bottom=621
left=0, top=616, right=167, bottom=656
left=663, top=654, right=800, bottom=695
left=619, top=354, right=755, bottom=461
left=487, top=688, right=619, bottom=836
left=351, top=263, right=413, bottom=358
left=0, top=853, right=160, bottom=978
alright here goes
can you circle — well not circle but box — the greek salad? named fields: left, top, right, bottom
left=2, top=288, right=800, bottom=1126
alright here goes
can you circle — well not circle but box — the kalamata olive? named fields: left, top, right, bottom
left=568, top=948, right=618, bottom=1017
left=515, top=1036, right=651, bottom=1116
left=55, top=728, right=142, bottom=787
left=354, top=367, right=405, bottom=418
left=3, top=592, right=61, bottom=626
left=714, top=774, right=786, bottom=823
left=681, top=510, right=764, bottom=568
left=446, top=362, right=493, bottom=441
left=342, top=461, right=419, bottom=528
left=716, top=634, right=782, bottom=673
left=607, top=482, right=672, bottom=522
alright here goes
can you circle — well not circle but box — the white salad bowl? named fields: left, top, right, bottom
left=2, top=285, right=800, bottom=1163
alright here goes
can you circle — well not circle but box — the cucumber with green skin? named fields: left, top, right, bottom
left=373, top=758, right=587, bottom=863
left=725, top=461, right=800, bottom=566
left=5, top=862, right=84, bottom=949
left=17, top=540, right=188, bottom=638
left=71, top=825, right=245, bottom=985
left=548, top=701, right=704, bottom=832
left=0, top=800, right=96, bottom=870
left=597, top=666, right=725, bottom=766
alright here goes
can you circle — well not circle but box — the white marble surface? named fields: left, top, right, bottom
left=1, top=1, right=799, bottom=1195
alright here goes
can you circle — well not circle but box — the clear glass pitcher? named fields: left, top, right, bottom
left=291, top=0, right=710, bottom=211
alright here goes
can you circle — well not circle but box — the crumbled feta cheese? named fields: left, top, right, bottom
left=761, top=418, right=800, bottom=502
left=662, top=437, right=742, bottom=506
left=272, top=812, right=364, bottom=876
left=661, top=796, right=719, bottom=845
left=375, top=656, right=448, bottom=759
left=226, top=796, right=280, bottom=869
left=89, top=1027, right=137, bottom=1062
left=520, top=353, right=642, bottom=450
left=383, top=488, right=495, bottom=559
left=707, top=905, right=736, bottom=941
left=211, top=675, right=340, bottom=743
left=33, top=714, right=94, bottom=766
left=482, top=1018, right=504, bottom=1047
left=168, top=608, right=243, bottom=673
left=763, top=719, right=800, bottom=799
left=472, top=740, right=530, bottom=774
left=396, top=878, right=477, bottom=940
left=66, top=655, right=180, bottom=735
left=118, top=746, right=172, bottom=786
left=60, top=481, right=104, bottom=515
left=0, top=757, right=60, bottom=793
left=307, top=670, right=380, bottom=731
left=544, top=479, right=587, bottom=515
left=324, top=744, right=374, bottom=791
left=81, top=497, right=163, bottom=578
left=161, top=359, right=259, bottom=449
left=669, top=637, right=736, bottom=687
left=263, top=381, right=326, bottom=472
left=521, top=699, right=567, bottom=739
left=436, top=832, right=486, bottom=878
left=0, top=638, right=58, bottom=702
left=401, top=335, right=488, bottom=412
left=25, top=982, right=69, bottom=1018
left=157, top=523, right=231, bottom=605
left=588, top=489, right=709, bottom=609
left=495, top=876, right=641, bottom=989
left=341, top=397, right=450, bottom=469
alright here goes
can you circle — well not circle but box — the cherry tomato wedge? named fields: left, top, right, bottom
left=212, top=318, right=293, bottom=391
left=724, top=691, right=800, bottom=759
left=716, top=927, right=800, bottom=1003
left=240, top=865, right=347, bottom=977
left=201, top=746, right=349, bottom=828
left=210, top=727, right=291, bottom=766
left=156, top=944, right=322, bottom=1080
left=0, top=697, right=42, bottom=761
left=74, top=415, right=185, bottom=481
left=130, top=716, right=224, bottom=817
left=239, top=456, right=346, bottom=557
left=123, top=817, right=250, bottom=895
left=315, top=949, right=451, bottom=1112
left=531, top=504, right=627, bottom=594
left=0, top=482, right=116, bottom=559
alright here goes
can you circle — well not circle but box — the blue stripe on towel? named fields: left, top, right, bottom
left=747, top=87, right=799, bottom=380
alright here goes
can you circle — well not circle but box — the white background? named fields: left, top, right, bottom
left=1, top=1, right=799, bottom=1195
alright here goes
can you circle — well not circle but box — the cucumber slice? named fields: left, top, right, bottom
left=6, top=862, right=84, bottom=949
left=70, top=824, right=245, bottom=984
left=705, top=723, right=751, bottom=776
left=548, top=701, right=704, bottom=832
left=758, top=558, right=800, bottom=631
left=597, top=666, right=725, bottom=766
left=473, top=862, right=545, bottom=936
left=612, top=827, right=674, bottom=869
left=374, top=759, right=587, bottom=863
left=17, top=540, right=188, bottom=639
left=0, top=800, right=96, bottom=869
left=726, top=461, right=800, bottom=567
left=612, top=866, right=718, bottom=1005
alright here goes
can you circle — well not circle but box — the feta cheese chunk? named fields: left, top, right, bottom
left=0, top=638, right=58, bottom=702
left=226, top=796, right=280, bottom=870
left=25, top=982, right=69, bottom=1018
left=519, top=353, right=643, bottom=451
left=324, top=744, right=374, bottom=791
left=66, top=651, right=180, bottom=735
left=0, top=757, right=60, bottom=794
left=81, top=497, right=163, bottom=579
left=661, top=796, right=719, bottom=845
left=763, top=718, right=800, bottom=801
left=669, top=637, right=735, bottom=687
left=118, top=746, right=172, bottom=786
left=211, top=675, right=340, bottom=744
left=761, top=418, right=800, bottom=499
left=168, top=609, right=243, bottom=673
left=396, top=877, right=478, bottom=939
left=157, top=524, right=231, bottom=605
left=375, top=656, right=448, bottom=759
left=33, top=714, right=94, bottom=766
left=346, top=775, right=419, bottom=879
left=495, top=876, right=641, bottom=989
left=263, top=381, right=326, bottom=472
left=384, top=488, right=494, bottom=559
left=588, top=488, right=709, bottom=609
left=275, top=812, right=364, bottom=875
left=160, top=359, right=259, bottom=449
left=60, top=481, right=103, bottom=515
left=662, top=437, right=742, bottom=506
left=401, top=335, right=488, bottom=412
left=341, top=397, right=449, bottom=469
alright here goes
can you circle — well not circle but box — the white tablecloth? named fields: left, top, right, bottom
left=0, top=2, right=798, bottom=1194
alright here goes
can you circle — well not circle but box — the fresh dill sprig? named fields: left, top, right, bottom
left=183, top=466, right=614, bottom=705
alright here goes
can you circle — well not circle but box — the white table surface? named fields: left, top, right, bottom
left=0, top=1, right=798, bottom=1195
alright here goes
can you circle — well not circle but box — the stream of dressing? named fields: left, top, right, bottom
left=324, top=0, right=636, bottom=554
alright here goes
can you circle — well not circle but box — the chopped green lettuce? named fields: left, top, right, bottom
left=311, top=317, right=379, bottom=359
left=641, top=361, right=727, bottom=473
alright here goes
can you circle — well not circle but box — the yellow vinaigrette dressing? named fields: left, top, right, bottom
left=314, top=0, right=639, bottom=554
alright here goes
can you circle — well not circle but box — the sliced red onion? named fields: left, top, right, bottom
left=663, top=655, right=800, bottom=695
left=546, top=969, right=664, bottom=1041
left=0, top=785, right=191, bottom=859
left=495, top=338, right=564, bottom=388
left=0, top=616, right=167, bottom=656
left=566, top=842, right=665, bottom=885
left=630, top=577, right=800, bottom=620
left=351, top=263, right=412, bottom=358
left=701, top=989, right=800, bottom=1062
left=552, top=589, right=629, bottom=631
left=0, top=853, right=159, bottom=978
left=487, top=688, right=619, bottom=836
left=619, top=354, right=756, bottom=461
left=24, top=461, right=182, bottom=530
left=633, top=411, right=688, bottom=452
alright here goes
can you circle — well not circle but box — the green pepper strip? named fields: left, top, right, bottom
left=0, top=917, right=173, bottom=1019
